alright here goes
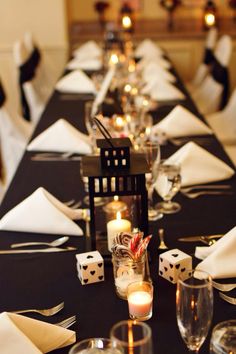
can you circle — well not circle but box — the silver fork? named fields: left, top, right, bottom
left=213, top=280, right=236, bottom=292
left=219, top=292, right=236, bottom=305
left=11, top=301, right=64, bottom=316
left=55, top=315, right=76, bottom=329
left=181, top=190, right=234, bottom=199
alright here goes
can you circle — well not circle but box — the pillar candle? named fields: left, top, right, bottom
left=107, top=211, right=131, bottom=251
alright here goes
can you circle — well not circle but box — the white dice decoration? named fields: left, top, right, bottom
left=159, top=248, right=192, bottom=284
left=76, top=251, right=104, bottom=285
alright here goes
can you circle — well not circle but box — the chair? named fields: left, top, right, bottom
left=205, top=88, right=236, bottom=167
left=186, top=27, right=218, bottom=93
left=0, top=80, right=30, bottom=201
left=13, top=39, right=45, bottom=126
left=191, top=35, right=232, bottom=116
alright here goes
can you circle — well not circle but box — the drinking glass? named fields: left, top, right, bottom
left=69, top=338, right=123, bottom=354
left=110, top=320, right=153, bottom=354
left=176, top=269, right=213, bottom=354
left=142, top=142, right=161, bottom=221
left=155, top=159, right=181, bottom=214
left=210, top=320, right=236, bottom=353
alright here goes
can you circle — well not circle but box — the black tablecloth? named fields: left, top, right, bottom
left=0, top=68, right=235, bottom=354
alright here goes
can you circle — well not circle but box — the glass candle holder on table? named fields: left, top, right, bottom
left=210, top=319, right=236, bottom=354
left=69, top=338, right=123, bottom=354
left=127, top=280, right=153, bottom=321
left=112, top=254, right=146, bottom=300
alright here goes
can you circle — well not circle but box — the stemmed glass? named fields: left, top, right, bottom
left=155, top=159, right=181, bottom=214
left=176, top=269, right=213, bottom=354
left=142, top=141, right=161, bottom=221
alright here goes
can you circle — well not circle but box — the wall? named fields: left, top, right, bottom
left=0, top=0, right=68, bottom=113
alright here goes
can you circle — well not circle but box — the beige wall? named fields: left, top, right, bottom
left=68, top=0, right=233, bottom=22
left=0, top=0, right=68, bottom=113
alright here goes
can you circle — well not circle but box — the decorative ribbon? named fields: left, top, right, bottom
left=0, top=80, right=6, bottom=108
left=203, top=48, right=215, bottom=65
left=212, top=59, right=229, bottom=109
left=19, top=46, right=41, bottom=121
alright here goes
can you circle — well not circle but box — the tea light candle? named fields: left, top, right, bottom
left=128, top=291, right=152, bottom=319
left=107, top=211, right=131, bottom=251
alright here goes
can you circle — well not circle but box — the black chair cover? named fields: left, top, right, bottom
left=0, top=80, right=6, bottom=108
left=19, top=46, right=41, bottom=121
left=212, top=59, right=229, bottom=109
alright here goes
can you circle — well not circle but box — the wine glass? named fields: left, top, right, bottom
left=110, top=320, right=153, bottom=354
left=210, top=320, right=236, bottom=353
left=69, top=338, right=123, bottom=354
left=155, top=159, right=181, bottom=214
left=141, top=141, right=161, bottom=221
left=176, top=269, right=213, bottom=354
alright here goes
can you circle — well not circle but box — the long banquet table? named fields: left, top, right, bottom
left=0, top=64, right=236, bottom=354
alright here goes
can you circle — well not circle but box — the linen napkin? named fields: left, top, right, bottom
left=138, top=55, right=171, bottom=71
left=0, top=187, right=83, bottom=235
left=142, top=80, right=185, bottom=101
left=142, top=62, right=176, bottom=83
left=0, top=312, right=75, bottom=353
left=164, top=142, right=235, bottom=187
left=73, top=40, right=102, bottom=60
left=55, top=70, right=96, bottom=94
left=195, top=226, right=236, bottom=279
left=66, top=57, right=102, bottom=71
left=27, top=119, right=92, bottom=154
left=151, top=105, right=212, bottom=138
left=135, top=39, right=164, bottom=58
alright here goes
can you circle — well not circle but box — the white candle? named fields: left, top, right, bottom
left=107, top=211, right=131, bottom=251
left=128, top=291, right=153, bottom=319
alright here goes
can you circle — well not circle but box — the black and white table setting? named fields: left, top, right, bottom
left=0, top=37, right=235, bottom=354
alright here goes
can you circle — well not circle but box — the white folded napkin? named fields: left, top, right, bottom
left=55, top=70, right=96, bottom=94
left=165, top=142, right=235, bottom=187
left=27, top=119, right=92, bottom=154
left=138, top=55, right=171, bottom=71
left=195, top=226, right=236, bottom=279
left=152, top=105, right=212, bottom=138
left=142, top=80, right=185, bottom=101
left=66, top=58, right=102, bottom=71
left=0, top=187, right=83, bottom=235
left=73, top=40, right=102, bottom=60
left=143, top=62, right=176, bottom=83
left=135, top=39, right=164, bottom=58
left=0, top=312, right=75, bottom=354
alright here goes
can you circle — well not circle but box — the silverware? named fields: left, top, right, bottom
left=31, top=155, right=82, bottom=162
left=181, top=190, right=234, bottom=199
left=55, top=315, right=76, bottom=329
left=64, top=199, right=82, bottom=208
left=178, top=234, right=223, bottom=242
left=219, top=292, right=236, bottom=305
left=0, top=246, right=77, bottom=254
left=11, top=301, right=64, bottom=316
left=158, top=228, right=168, bottom=250
left=212, top=280, right=236, bottom=292
left=11, top=236, right=69, bottom=249
left=181, top=185, right=232, bottom=193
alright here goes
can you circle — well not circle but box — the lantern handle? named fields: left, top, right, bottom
left=93, top=115, right=114, bottom=148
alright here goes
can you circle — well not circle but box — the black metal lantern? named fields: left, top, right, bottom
left=81, top=137, right=149, bottom=258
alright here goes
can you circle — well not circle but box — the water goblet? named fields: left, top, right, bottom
left=155, top=159, right=181, bottom=214
left=142, top=142, right=161, bottom=221
left=110, top=320, right=153, bottom=354
left=210, top=319, right=236, bottom=353
left=176, top=269, right=213, bottom=354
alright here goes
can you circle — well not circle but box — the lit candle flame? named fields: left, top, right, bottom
left=122, top=15, right=132, bottom=29
left=110, top=53, right=119, bottom=66
left=114, top=195, right=119, bottom=201
left=205, top=13, right=215, bottom=27
left=116, top=211, right=121, bottom=220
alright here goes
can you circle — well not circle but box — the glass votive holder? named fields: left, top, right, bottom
left=112, top=254, right=145, bottom=300
left=110, top=320, right=153, bottom=354
left=69, top=338, right=123, bottom=354
left=127, top=281, right=153, bottom=321
left=210, top=319, right=236, bottom=353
